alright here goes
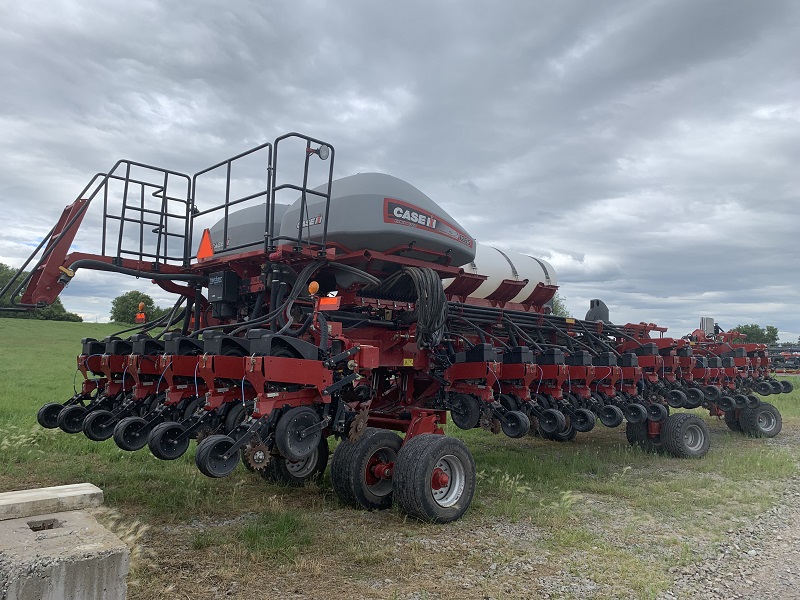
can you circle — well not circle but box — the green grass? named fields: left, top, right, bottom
left=1, top=317, right=799, bottom=599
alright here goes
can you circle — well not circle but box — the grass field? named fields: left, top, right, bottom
left=1, top=317, right=798, bottom=599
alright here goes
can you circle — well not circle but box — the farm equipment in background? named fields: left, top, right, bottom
left=1, top=133, right=793, bottom=522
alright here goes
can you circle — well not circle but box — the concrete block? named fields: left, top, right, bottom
left=0, top=510, right=129, bottom=600
left=0, top=484, right=103, bottom=521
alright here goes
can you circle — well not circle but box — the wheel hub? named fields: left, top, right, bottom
left=431, top=468, right=450, bottom=490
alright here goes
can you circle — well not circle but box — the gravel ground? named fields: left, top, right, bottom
left=663, top=458, right=800, bottom=599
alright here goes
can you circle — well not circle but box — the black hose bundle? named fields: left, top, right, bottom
left=373, top=267, right=447, bottom=349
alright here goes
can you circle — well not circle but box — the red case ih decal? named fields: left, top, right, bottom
left=383, top=198, right=473, bottom=248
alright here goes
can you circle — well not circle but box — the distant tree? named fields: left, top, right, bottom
left=549, top=292, right=571, bottom=318
left=0, top=263, right=82, bottom=321
left=110, top=290, right=167, bottom=324
left=731, top=323, right=779, bottom=345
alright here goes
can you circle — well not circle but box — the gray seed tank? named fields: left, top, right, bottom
left=209, top=172, right=556, bottom=299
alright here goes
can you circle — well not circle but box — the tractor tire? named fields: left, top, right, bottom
left=262, top=437, right=329, bottom=487
left=393, top=434, right=476, bottom=523
left=113, top=416, right=151, bottom=451
left=625, top=420, right=664, bottom=454
left=723, top=409, right=743, bottom=433
left=661, top=413, right=710, bottom=459
left=500, top=410, right=531, bottom=438
left=449, top=393, right=482, bottom=430
left=82, top=409, right=117, bottom=442
left=57, top=405, right=88, bottom=434
left=148, top=421, right=190, bottom=460
left=330, top=428, right=401, bottom=510
left=196, top=434, right=239, bottom=478
left=739, top=403, right=782, bottom=438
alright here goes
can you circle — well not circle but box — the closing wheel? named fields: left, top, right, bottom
left=625, top=420, right=664, bottom=454
left=646, top=403, right=669, bottom=423
left=330, top=428, right=402, bottom=510
left=571, top=408, right=596, bottom=433
left=599, top=405, right=624, bottom=428
left=739, top=403, right=782, bottom=438
left=113, top=416, right=151, bottom=451
left=82, top=409, right=117, bottom=441
left=275, top=406, right=322, bottom=461
left=500, top=410, right=531, bottom=438
left=723, top=409, right=742, bottom=433
left=754, top=381, right=772, bottom=396
left=393, top=434, right=476, bottom=523
left=196, top=434, right=239, bottom=478
left=37, top=402, right=65, bottom=429
left=449, top=393, right=482, bottom=430
left=780, top=380, right=794, bottom=394
left=263, top=437, right=329, bottom=486
left=769, top=380, right=784, bottom=394
left=661, top=413, right=710, bottom=458
left=57, top=405, right=88, bottom=434
left=667, top=389, right=687, bottom=409
left=684, top=388, right=704, bottom=409
left=622, top=403, right=648, bottom=424
left=704, top=385, right=722, bottom=402
left=538, top=408, right=566, bottom=434
left=745, top=394, right=761, bottom=409
left=732, top=394, right=749, bottom=409
left=148, top=421, right=190, bottom=460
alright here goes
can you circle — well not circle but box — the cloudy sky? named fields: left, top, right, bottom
left=1, top=0, right=799, bottom=341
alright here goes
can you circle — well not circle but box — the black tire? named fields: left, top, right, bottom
left=497, top=393, right=520, bottom=412
left=148, top=421, right=190, bottom=460
left=646, top=403, right=669, bottom=423
left=599, top=405, right=624, bottom=428
left=449, top=393, right=481, bottom=430
left=716, top=395, right=735, bottom=412
left=745, top=394, right=761, bottom=409
left=704, top=385, right=722, bottom=402
left=739, top=403, right=782, bottom=438
left=667, top=389, right=687, bottom=409
left=732, top=394, right=749, bottom=409
left=538, top=408, right=566, bottom=434
left=543, top=423, right=577, bottom=442
left=571, top=408, right=596, bottom=433
left=38, top=402, right=65, bottom=429
left=330, top=428, right=402, bottom=510
left=622, top=403, right=647, bottom=424
left=263, top=437, right=329, bottom=486
left=196, top=435, right=239, bottom=478
left=223, top=401, right=252, bottom=435
left=500, top=410, right=531, bottom=438
left=113, top=416, right=151, bottom=451
left=723, top=409, right=742, bottom=433
left=684, top=388, right=704, bottom=409
left=625, top=420, right=664, bottom=454
left=275, top=406, right=322, bottom=461
left=769, top=380, right=783, bottom=394
left=57, top=404, right=88, bottom=434
left=754, top=381, right=772, bottom=396
left=780, top=380, right=794, bottom=394
left=661, top=413, right=710, bottom=458
left=393, top=434, right=476, bottom=523
left=82, top=409, right=117, bottom=441
left=180, top=397, right=201, bottom=421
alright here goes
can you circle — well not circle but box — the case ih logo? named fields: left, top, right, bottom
left=296, top=213, right=324, bottom=229
left=383, top=198, right=473, bottom=248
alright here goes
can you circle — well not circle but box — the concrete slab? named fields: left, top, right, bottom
left=0, top=484, right=103, bottom=521
left=0, top=509, right=129, bottom=600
